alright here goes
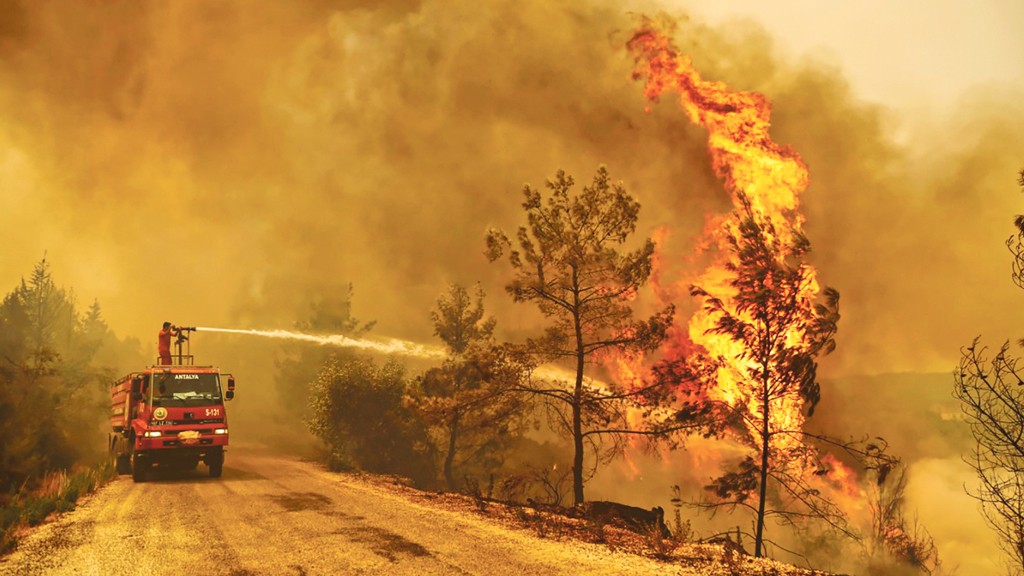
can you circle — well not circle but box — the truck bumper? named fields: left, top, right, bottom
left=133, top=444, right=225, bottom=466
left=136, top=434, right=229, bottom=451
left=134, top=434, right=228, bottom=466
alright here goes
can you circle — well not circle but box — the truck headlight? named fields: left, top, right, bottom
left=214, top=428, right=228, bottom=435
left=144, top=430, right=162, bottom=438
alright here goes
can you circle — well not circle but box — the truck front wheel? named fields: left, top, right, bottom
left=131, top=450, right=150, bottom=483
left=206, top=450, right=224, bottom=478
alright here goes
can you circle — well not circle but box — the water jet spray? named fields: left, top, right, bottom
left=193, top=327, right=447, bottom=359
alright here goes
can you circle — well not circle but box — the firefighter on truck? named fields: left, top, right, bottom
left=108, top=323, right=236, bottom=482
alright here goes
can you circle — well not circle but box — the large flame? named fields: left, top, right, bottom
left=627, top=24, right=809, bottom=233
left=625, top=22, right=816, bottom=441
left=602, top=22, right=861, bottom=497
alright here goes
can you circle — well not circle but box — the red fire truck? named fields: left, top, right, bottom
left=108, top=327, right=236, bottom=482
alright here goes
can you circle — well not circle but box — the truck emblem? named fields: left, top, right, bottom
left=178, top=430, right=200, bottom=445
left=153, top=407, right=168, bottom=420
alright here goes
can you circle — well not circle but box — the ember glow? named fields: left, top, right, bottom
left=196, top=327, right=446, bottom=359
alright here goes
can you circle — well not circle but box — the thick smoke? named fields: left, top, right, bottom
left=0, top=0, right=722, bottom=344
left=0, top=0, right=1021, bottom=573
left=3, top=0, right=1019, bottom=371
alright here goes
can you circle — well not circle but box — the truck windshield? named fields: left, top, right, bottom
left=151, top=373, right=221, bottom=407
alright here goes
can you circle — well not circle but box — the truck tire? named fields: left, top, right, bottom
left=207, top=450, right=224, bottom=478
left=116, top=454, right=131, bottom=475
left=131, top=451, right=149, bottom=483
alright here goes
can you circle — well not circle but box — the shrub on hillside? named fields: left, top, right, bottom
left=307, top=355, right=435, bottom=486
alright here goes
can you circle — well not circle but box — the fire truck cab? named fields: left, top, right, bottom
left=108, top=333, right=236, bottom=482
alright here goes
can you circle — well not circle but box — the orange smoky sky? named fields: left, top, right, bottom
left=0, top=0, right=1022, bottom=376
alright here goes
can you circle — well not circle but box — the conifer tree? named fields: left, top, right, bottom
left=408, top=284, right=529, bottom=489
left=486, top=166, right=674, bottom=505
left=678, top=197, right=844, bottom=557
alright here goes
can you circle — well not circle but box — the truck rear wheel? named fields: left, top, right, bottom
left=109, top=435, right=130, bottom=475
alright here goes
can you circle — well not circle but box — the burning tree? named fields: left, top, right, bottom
left=625, top=22, right=899, bottom=561
left=485, top=165, right=675, bottom=506
left=407, top=284, right=532, bottom=490
left=680, top=197, right=844, bottom=558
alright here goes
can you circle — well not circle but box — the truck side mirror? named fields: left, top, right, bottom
left=225, top=377, right=235, bottom=400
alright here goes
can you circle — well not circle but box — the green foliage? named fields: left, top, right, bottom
left=408, top=284, right=531, bottom=490
left=0, top=257, right=136, bottom=493
left=307, top=355, right=435, bottom=486
left=486, top=165, right=675, bottom=505
left=431, top=284, right=496, bottom=356
left=410, top=344, right=533, bottom=490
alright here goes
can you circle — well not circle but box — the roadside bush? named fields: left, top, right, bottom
left=307, top=355, right=436, bottom=487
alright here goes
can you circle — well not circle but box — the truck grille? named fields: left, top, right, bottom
left=162, top=439, right=214, bottom=446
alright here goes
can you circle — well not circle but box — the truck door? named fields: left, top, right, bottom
left=130, top=375, right=148, bottom=419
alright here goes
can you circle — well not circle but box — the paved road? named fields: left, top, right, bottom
left=0, top=446, right=697, bottom=576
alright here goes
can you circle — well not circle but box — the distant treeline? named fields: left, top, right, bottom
left=0, top=258, right=144, bottom=494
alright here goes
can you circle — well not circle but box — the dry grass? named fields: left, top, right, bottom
left=0, top=461, right=116, bottom=556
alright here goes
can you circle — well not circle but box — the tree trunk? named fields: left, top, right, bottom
left=444, top=411, right=459, bottom=490
left=572, top=270, right=586, bottom=507
left=754, top=373, right=770, bottom=557
left=572, top=384, right=584, bottom=506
